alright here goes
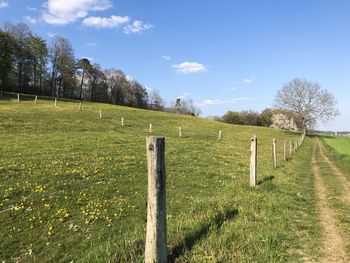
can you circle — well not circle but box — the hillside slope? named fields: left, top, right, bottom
left=0, top=93, right=319, bottom=262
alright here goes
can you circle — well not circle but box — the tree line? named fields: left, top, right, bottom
left=217, top=78, right=339, bottom=133
left=0, top=22, right=175, bottom=111
left=0, top=24, right=338, bottom=129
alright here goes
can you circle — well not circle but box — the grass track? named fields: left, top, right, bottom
left=1, top=93, right=320, bottom=262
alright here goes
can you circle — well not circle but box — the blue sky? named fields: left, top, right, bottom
left=1, top=0, right=349, bottom=131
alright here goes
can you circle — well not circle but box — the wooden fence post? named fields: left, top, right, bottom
left=149, top=123, right=152, bottom=134
left=218, top=130, right=222, bottom=140
left=272, top=138, right=277, bottom=168
left=284, top=141, right=287, bottom=161
left=17, top=93, right=20, bottom=103
left=34, top=96, right=37, bottom=104
left=121, top=117, right=124, bottom=126
left=54, top=98, right=57, bottom=108
left=99, top=108, right=102, bottom=119
left=289, top=141, right=293, bottom=157
left=250, top=136, right=257, bottom=187
left=79, top=101, right=82, bottom=111
left=145, top=137, right=167, bottom=263
left=178, top=127, right=182, bottom=137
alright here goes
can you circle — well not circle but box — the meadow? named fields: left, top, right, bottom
left=0, top=93, right=320, bottom=262
left=324, top=136, right=350, bottom=157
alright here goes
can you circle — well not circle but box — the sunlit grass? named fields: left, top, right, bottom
left=0, top=93, right=320, bottom=262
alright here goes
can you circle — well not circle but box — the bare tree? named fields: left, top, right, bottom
left=148, top=90, right=164, bottom=111
left=274, top=78, right=339, bottom=134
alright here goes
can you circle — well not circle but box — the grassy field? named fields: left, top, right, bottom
left=0, top=93, right=320, bottom=262
left=324, top=136, right=350, bottom=156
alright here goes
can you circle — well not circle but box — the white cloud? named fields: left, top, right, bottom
left=24, top=16, right=38, bottom=24
left=42, top=0, right=113, bottom=25
left=172, top=61, right=207, bottom=74
left=124, top=20, right=153, bottom=34
left=243, top=74, right=255, bottom=84
left=162, top=55, right=171, bottom=61
left=198, top=97, right=249, bottom=107
left=82, top=15, right=129, bottom=28
left=0, top=1, right=9, bottom=8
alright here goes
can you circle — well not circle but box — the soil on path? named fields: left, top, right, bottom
left=317, top=139, right=350, bottom=203
left=311, top=138, right=348, bottom=263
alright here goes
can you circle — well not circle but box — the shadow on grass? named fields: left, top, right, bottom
left=257, top=175, right=274, bottom=186
left=168, top=207, right=238, bottom=263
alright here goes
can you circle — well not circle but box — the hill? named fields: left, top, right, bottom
left=0, top=93, right=318, bottom=262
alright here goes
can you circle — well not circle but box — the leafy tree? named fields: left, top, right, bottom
left=5, top=23, right=32, bottom=91
left=260, top=108, right=273, bottom=127
left=222, top=111, right=241, bottom=124
left=0, top=30, right=13, bottom=93
left=28, top=35, right=48, bottom=91
left=239, top=110, right=261, bottom=126
left=78, top=58, right=92, bottom=100
left=104, top=69, right=128, bottom=105
left=49, top=36, right=77, bottom=97
left=274, top=78, right=339, bottom=134
left=129, top=81, right=148, bottom=109
left=88, top=63, right=105, bottom=101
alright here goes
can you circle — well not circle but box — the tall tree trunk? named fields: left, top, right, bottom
left=51, top=68, right=55, bottom=97
left=18, top=62, right=22, bottom=92
left=79, top=70, right=85, bottom=100
left=39, top=72, right=42, bottom=94
left=58, top=76, right=62, bottom=97
left=91, top=78, right=96, bottom=101
left=33, top=59, right=37, bottom=87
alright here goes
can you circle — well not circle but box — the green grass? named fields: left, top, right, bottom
left=0, top=93, right=320, bottom=262
left=324, top=136, right=350, bottom=156
left=323, top=136, right=350, bottom=179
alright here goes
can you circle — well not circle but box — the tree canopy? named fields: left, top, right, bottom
left=274, top=78, right=339, bottom=133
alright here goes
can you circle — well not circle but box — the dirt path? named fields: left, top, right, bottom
left=311, top=138, right=348, bottom=262
left=316, top=139, right=350, bottom=203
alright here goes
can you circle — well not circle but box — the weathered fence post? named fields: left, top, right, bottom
left=218, top=130, right=222, bottom=140
left=149, top=123, right=152, bottom=134
left=79, top=101, right=82, bottom=111
left=250, top=136, right=257, bottom=187
left=121, top=117, right=124, bottom=126
left=145, top=136, right=167, bottom=263
left=272, top=138, right=277, bottom=168
left=99, top=108, right=102, bottom=119
left=34, top=96, right=37, bottom=104
left=284, top=141, right=287, bottom=161
left=54, top=98, right=57, bottom=108
left=178, top=127, right=182, bottom=137
left=289, top=141, right=293, bottom=157
left=17, top=93, right=20, bottom=103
